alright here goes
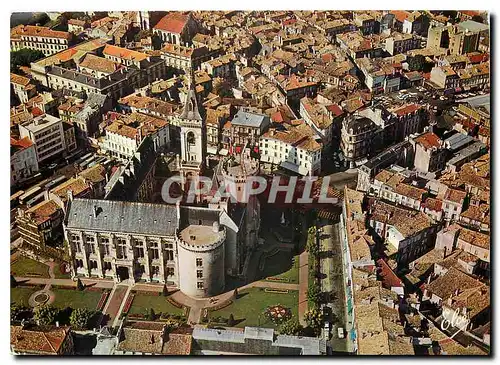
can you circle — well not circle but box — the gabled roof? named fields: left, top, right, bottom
left=11, top=325, right=71, bottom=355
left=154, top=12, right=190, bottom=34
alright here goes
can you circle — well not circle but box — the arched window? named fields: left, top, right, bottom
left=187, top=131, right=196, bottom=145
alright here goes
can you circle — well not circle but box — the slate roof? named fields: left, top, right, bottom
left=231, top=110, right=270, bottom=128
left=66, top=198, right=178, bottom=236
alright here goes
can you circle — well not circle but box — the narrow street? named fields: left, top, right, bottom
left=317, top=219, right=348, bottom=353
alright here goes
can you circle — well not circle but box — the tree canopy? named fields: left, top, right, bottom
left=69, top=308, right=93, bottom=330
left=11, top=48, right=45, bottom=72
left=34, top=305, right=59, bottom=326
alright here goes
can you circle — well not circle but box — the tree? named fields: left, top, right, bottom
left=70, top=308, right=93, bottom=330
left=11, top=274, right=17, bottom=288
left=304, top=308, right=322, bottom=335
left=163, top=285, right=169, bottom=297
left=307, top=282, right=321, bottom=308
left=147, top=308, right=156, bottom=321
left=77, top=278, right=85, bottom=291
left=228, top=313, right=235, bottom=327
left=306, top=232, right=318, bottom=256
left=151, top=34, right=162, bottom=50
left=11, top=303, right=21, bottom=322
left=10, top=48, right=45, bottom=72
left=34, top=305, right=59, bottom=325
left=279, top=318, right=303, bottom=336
left=233, top=288, right=238, bottom=299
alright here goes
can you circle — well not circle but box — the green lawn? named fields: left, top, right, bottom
left=261, top=252, right=299, bottom=284
left=11, top=256, right=50, bottom=278
left=51, top=289, right=103, bottom=310
left=11, top=287, right=38, bottom=307
left=209, top=287, right=299, bottom=329
left=128, top=294, right=186, bottom=317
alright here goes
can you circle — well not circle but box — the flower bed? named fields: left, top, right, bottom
left=25, top=272, right=43, bottom=277
left=86, top=287, right=104, bottom=292
left=134, top=289, right=160, bottom=296
left=122, top=294, right=135, bottom=314
left=128, top=313, right=145, bottom=320
left=264, top=304, right=291, bottom=325
left=96, top=291, right=110, bottom=311
left=266, top=276, right=290, bottom=282
left=16, top=284, right=44, bottom=290
left=264, top=288, right=289, bottom=294
left=166, top=296, right=183, bottom=309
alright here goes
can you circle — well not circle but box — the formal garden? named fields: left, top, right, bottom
left=203, top=287, right=299, bottom=329
left=10, top=278, right=110, bottom=331
left=122, top=288, right=190, bottom=323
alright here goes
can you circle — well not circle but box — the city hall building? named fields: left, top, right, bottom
left=64, top=197, right=256, bottom=298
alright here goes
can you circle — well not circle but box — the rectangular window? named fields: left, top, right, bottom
left=197, top=282, right=204, bottom=289
left=137, top=247, right=144, bottom=258
left=196, top=258, right=203, bottom=267
left=167, top=267, right=175, bottom=276
left=197, top=270, right=203, bottom=279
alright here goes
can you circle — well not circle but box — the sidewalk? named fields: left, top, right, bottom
left=14, top=276, right=115, bottom=289
left=298, top=250, right=309, bottom=325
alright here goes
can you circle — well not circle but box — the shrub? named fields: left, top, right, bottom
left=70, top=308, right=93, bottom=330
left=307, top=282, right=321, bottom=308
left=279, top=318, right=303, bottom=336
left=76, top=278, right=85, bottom=291
left=34, top=305, right=59, bottom=326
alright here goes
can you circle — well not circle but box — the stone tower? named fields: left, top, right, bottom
left=179, top=68, right=206, bottom=188
left=136, top=11, right=151, bottom=30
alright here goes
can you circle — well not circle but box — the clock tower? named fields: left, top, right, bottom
left=179, top=68, right=206, bottom=188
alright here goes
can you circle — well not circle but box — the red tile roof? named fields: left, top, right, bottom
left=391, top=103, right=421, bottom=117
left=11, top=325, right=71, bottom=355
left=415, top=132, right=441, bottom=149
left=423, top=197, right=443, bottom=212
left=467, top=53, right=489, bottom=64
left=154, top=12, right=190, bottom=34
left=327, top=103, right=344, bottom=117
left=377, top=259, right=403, bottom=288
left=11, top=137, right=34, bottom=151
left=391, top=10, right=411, bottom=23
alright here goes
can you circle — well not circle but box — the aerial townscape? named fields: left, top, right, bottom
left=10, top=10, right=490, bottom=356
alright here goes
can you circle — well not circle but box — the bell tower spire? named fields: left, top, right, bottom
left=178, top=65, right=206, bottom=190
